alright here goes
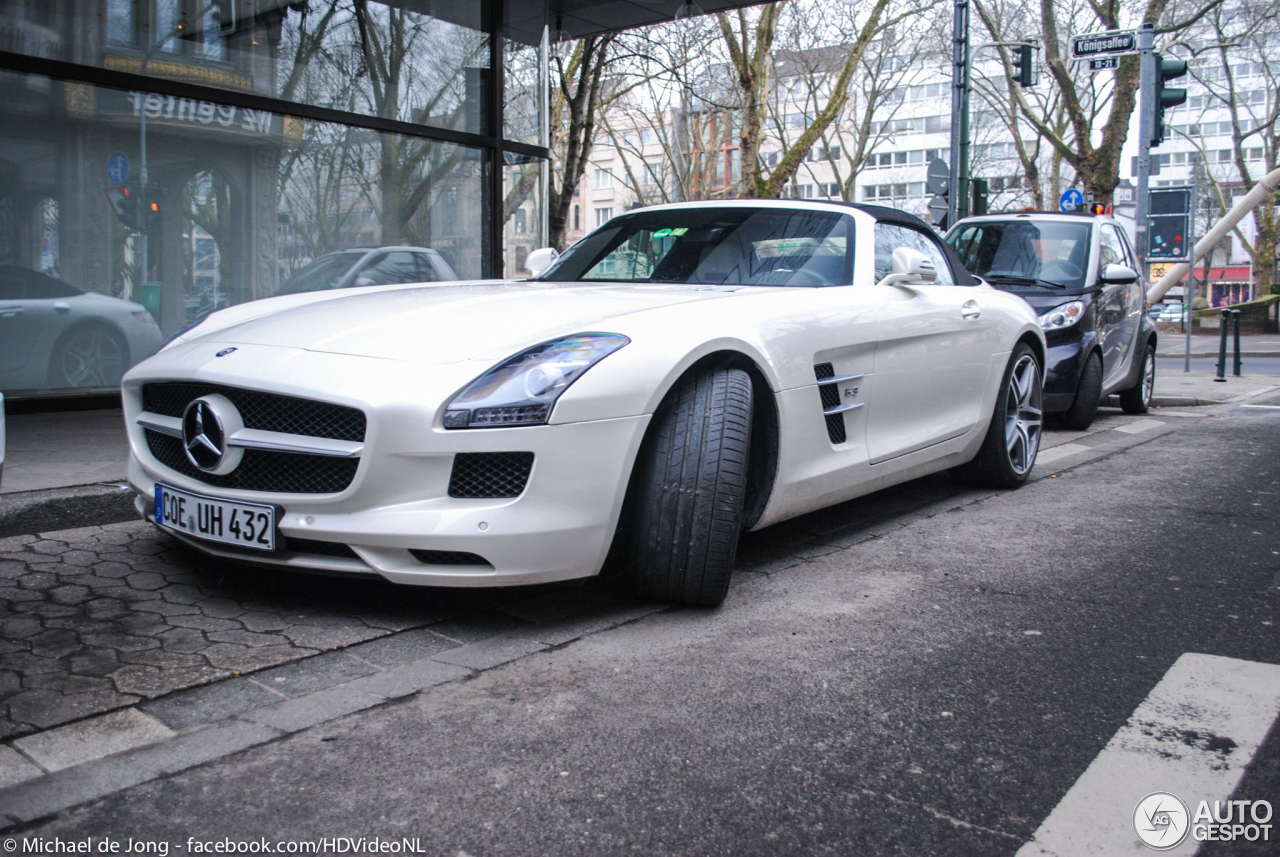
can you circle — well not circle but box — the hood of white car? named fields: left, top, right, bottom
left=189, top=281, right=763, bottom=364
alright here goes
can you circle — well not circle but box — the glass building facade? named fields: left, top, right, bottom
left=0, top=0, right=550, bottom=397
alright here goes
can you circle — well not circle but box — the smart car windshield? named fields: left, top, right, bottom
left=536, top=208, right=852, bottom=287
left=948, top=221, right=1091, bottom=291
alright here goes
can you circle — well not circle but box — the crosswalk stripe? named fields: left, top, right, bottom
left=1016, top=653, right=1280, bottom=856
left=1114, top=418, right=1166, bottom=434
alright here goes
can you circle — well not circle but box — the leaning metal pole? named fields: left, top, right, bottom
left=1148, top=167, right=1280, bottom=302
left=948, top=0, right=968, bottom=227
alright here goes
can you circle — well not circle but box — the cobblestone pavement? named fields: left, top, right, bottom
left=0, top=406, right=1199, bottom=746
left=0, top=521, right=517, bottom=740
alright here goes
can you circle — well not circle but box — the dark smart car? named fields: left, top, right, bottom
left=947, top=213, right=1157, bottom=429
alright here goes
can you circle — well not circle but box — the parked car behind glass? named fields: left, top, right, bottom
left=275, top=247, right=459, bottom=297
left=0, top=266, right=162, bottom=397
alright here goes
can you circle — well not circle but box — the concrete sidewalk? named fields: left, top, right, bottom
left=2, top=366, right=1279, bottom=536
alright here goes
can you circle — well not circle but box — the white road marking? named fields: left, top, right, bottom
left=1114, top=418, right=1166, bottom=434
left=1016, top=653, right=1280, bottom=857
left=1240, top=404, right=1280, bottom=410
left=1035, top=443, right=1090, bottom=464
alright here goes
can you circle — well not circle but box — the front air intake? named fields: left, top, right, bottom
left=448, top=452, right=535, bottom=498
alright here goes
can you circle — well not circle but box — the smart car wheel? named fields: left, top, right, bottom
left=1119, top=343, right=1155, bottom=414
left=952, top=343, right=1042, bottom=489
left=624, top=366, right=752, bottom=608
left=1059, top=350, right=1102, bottom=431
left=49, top=325, right=128, bottom=389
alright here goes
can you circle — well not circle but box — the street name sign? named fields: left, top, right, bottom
left=1070, top=30, right=1138, bottom=60
left=1089, top=57, right=1120, bottom=71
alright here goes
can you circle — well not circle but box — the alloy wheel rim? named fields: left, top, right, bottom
left=62, top=331, right=123, bottom=387
left=1003, top=354, right=1042, bottom=476
left=1142, top=351, right=1154, bottom=405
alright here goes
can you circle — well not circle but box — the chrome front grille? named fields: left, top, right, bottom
left=139, top=382, right=366, bottom=495
left=146, top=432, right=359, bottom=494
left=142, top=382, right=366, bottom=441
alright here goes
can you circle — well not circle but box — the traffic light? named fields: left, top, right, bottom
left=145, top=198, right=164, bottom=230
left=969, top=178, right=989, bottom=216
left=210, top=0, right=237, bottom=36
left=103, top=186, right=139, bottom=230
left=1011, top=42, right=1037, bottom=87
left=1150, top=52, right=1188, bottom=148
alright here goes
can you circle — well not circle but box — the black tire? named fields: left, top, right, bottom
left=1059, top=350, right=1102, bottom=431
left=48, top=324, right=128, bottom=389
left=951, top=343, right=1042, bottom=489
left=1119, top=343, right=1155, bottom=414
left=623, top=366, right=753, bottom=607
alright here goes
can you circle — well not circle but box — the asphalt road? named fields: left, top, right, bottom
left=1158, top=356, right=1280, bottom=375
left=14, top=396, right=1280, bottom=856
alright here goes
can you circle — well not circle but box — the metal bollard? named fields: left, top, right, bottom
left=1232, top=309, right=1243, bottom=376
left=1215, top=308, right=1230, bottom=381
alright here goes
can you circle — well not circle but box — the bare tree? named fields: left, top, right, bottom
left=1180, top=1, right=1280, bottom=293
left=716, top=0, right=933, bottom=198
left=977, top=0, right=1228, bottom=206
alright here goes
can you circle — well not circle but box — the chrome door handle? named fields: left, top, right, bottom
left=961, top=300, right=981, bottom=320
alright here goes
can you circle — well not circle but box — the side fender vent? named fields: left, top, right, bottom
left=814, top=362, right=847, bottom=445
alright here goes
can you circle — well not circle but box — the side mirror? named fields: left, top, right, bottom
left=525, top=247, right=559, bottom=277
left=1101, top=263, right=1138, bottom=285
left=876, top=247, right=938, bottom=288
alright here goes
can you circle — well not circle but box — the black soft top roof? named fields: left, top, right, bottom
left=834, top=203, right=980, bottom=286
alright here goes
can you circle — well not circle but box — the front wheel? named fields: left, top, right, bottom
left=1119, top=343, right=1155, bottom=414
left=1058, top=350, right=1102, bottom=431
left=622, top=366, right=753, bottom=607
left=49, top=325, right=128, bottom=389
left=952, top=344, right=1042, bottom=489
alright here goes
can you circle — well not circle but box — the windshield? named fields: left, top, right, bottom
left=948, top=221, right=1092, bottom=290
left=536, top=208, right=852, bottom=287
left=276, top=253, right=362, bottom=296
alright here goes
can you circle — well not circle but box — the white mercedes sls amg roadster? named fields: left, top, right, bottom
left=123, top=201, right=1045, bottom=607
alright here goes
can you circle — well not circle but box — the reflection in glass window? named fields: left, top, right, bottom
left=0, top=74, right=488, bottom=396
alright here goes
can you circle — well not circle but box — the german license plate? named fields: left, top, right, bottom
left=154, top=483, right=276, bottom=551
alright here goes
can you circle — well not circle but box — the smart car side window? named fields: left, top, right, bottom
left=874, top=223, right=955, bottom=285
left=1098, top=226, right=1125, bottom=275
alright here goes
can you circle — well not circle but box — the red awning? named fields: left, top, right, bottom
left=1192, top=265, right=1251, bottom=280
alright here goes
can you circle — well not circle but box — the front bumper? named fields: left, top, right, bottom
left=124, top=344, right=651, bottom=588
left=1042, top=335, right=1088, bottom=412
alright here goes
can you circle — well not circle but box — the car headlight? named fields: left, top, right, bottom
left=1038, top=300, right=1086, bottom=331
left=443, top=333, right=630, bottom=429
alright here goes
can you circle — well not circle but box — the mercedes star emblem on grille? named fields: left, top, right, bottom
left=183, top=399, right=226, bottom=471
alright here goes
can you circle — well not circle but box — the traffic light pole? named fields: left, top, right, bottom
left=1134, top=22, right=1155, bottom=264
left=948, top=0, right=968, bottom=228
